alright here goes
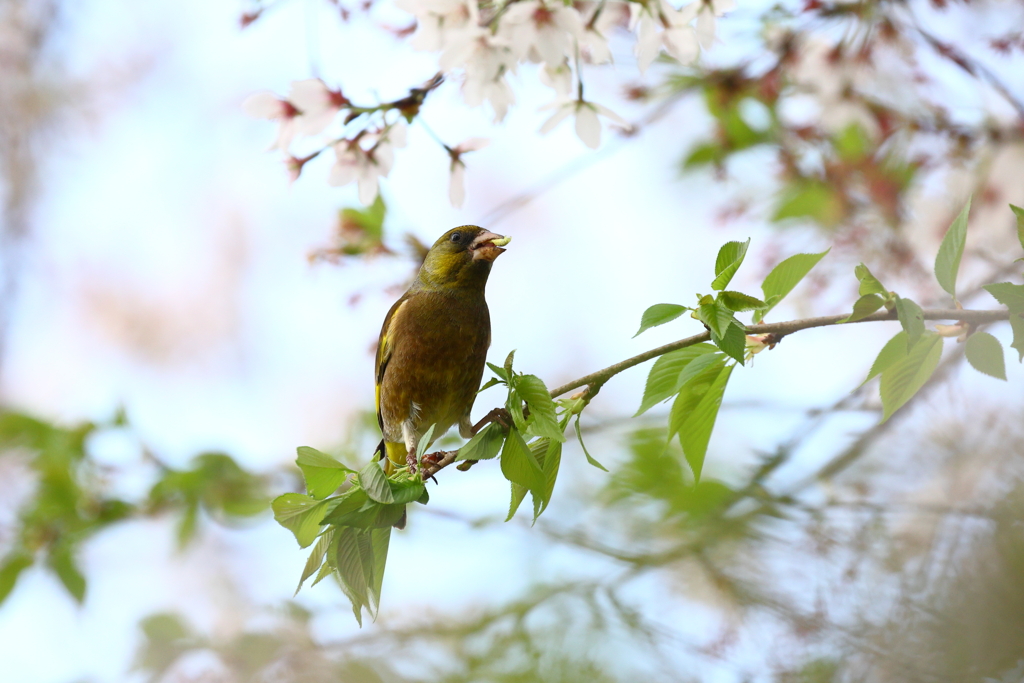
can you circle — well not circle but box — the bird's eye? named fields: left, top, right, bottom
left=450, top=232, right=462, bottom=243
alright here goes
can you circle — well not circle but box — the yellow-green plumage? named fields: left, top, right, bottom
left=375, top=226, right=509, bottom=474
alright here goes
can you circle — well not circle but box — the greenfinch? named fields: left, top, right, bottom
left=375, top=226, right=511, bottom=477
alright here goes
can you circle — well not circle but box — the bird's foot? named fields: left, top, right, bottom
left=406, top=449, right=418, bottom=474
left=471, top=408, right=512, bottom=435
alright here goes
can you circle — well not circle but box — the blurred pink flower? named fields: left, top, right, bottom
left=447, top=137, right=490, bottom=208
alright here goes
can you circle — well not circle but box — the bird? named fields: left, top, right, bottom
left=374, top=226, right=510, bottom=479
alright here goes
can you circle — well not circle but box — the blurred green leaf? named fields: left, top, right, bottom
left=517, top=374, right=565, bottom=442
left=635, top=344, right=719, bottom=416
left=633, top=303, right=688, bottom=337
left=718, top=290, right=766, bottom=312
left=835, top=123, right=871, bottom=161
left=934, top=197, right=971, bottom=302
left=0, top=552, right=33, bottom=605
left=272, top=494, right=326, bottom=548
left=711, top=239, right=750, bottom=291
left=840, top=294, right=886, bottom=323
left=340, top=195, right=386, bottom=241
left=47, top=543, right=86, bottom=603
left=757, top=249, right=830, bottom=322
left=894, top=296, right=924, bottom=349
left=456, top=422, right=504, bottom=461
left=676, top=364, right=733, bottom=481
left=1010, top=315, right=1024, bottom=363
left=1012, top=204, right=1024, bottom=252
left=358, top=461, right=394, bottom=504
left=880, top=332, right=943, bottom=421
left=772, top=182, right=844, bottom=227
left=296, top=446, right=354, bottom=500
left=683, top=142, right=725, bottom=169
left=864, top=331, right=910, bottom=384
left=500, top=428, right=545, bottom=498
left=965, top=332, right=1007, bottom=380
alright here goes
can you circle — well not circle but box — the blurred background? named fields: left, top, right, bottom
left=1, top=0, right=1023, bottom=680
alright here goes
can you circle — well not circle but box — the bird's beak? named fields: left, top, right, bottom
left=470, top=231, right=511, bottom=262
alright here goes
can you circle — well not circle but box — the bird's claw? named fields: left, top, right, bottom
left=472, top=408, right=512, bottom=435
left=406, top=449, right=418, bottom=474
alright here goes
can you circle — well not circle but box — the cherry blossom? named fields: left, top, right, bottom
left=695, top=0, right=735, bottom=49
left=288, top=79, right=349, bottom=137
left=579, top=2, right=627, bottom=65
left=328, top=123, right=408, bottom=204
left=447, top=137, right=490, bottom=208
left=540, top=98, right=628, bottom=149
left=242, top=91, right=301, bottom=151
left=441, top=27, right=518, bottom=121
left=394, top=0, right=477, bottom=51
left=631, top=0, right=701, bottom=73
left=539, top=61, right=573, bottom=97
left=499, top=1, right=582, bottom=66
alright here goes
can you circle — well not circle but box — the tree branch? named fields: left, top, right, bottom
left=415, top=307, right=1011, bottom=481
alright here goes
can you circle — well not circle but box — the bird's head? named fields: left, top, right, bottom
left=415, top=225, right=510, bottom=290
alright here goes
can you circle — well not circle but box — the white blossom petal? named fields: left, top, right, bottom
left=593, top=102, right=628, bottom=126
left=635, top=14, right=661, bottom=73
left=242, top=91, right=286, bottom=119
left=357, top=170, right=380, bottom=205
left=289, top=79, right=330, bottom=112
left=457, top=137, right=490, bottom=152
left=539, top=104, right=574, bottom=134
left=664, top=26, right=700, bottom=63
left=574, top=105, right=602, bottom=149
left=696, top=9, right=715, bottom=50
left=328, top=157, right=357, bottom=187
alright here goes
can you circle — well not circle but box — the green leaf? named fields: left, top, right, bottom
left=1010, top=314, right=1024, bottom=363
left=340, top=195, right=386, bottom=239
left=48, top=544, right=86, bottom=603
left=503, top=349, right=516, bottom=377
left=757, top=249, right=830, bottom=322
left=334, top=527, right=370, bottom=626
left=711, top=320, right=746, bottom=365
left=506, top=482, right=528, bottom=522
left=311, top=532, right=340, bottom=588
left=668, top=357, right=728, bottom=440
left=456, top=422, right=505, bottom=461
left=635, top=344, right=719, bottom=416
left=1012, top=204, right=1024, bottom=252
left=388, top=477, right=427, bottom=505
left=296, top=447, right=354, bottom=500
left=683, top=142, right=725, bottom=169
left=934, top=197, right=971, bottom=302
left=965, top=332, right=1006, bottom=380
left=319, top=487, right=369, bottom=525
left=711, top=239, right=750, bottom=291
left=772, top=182, right=844, bottom=227
left=864, top=332, right=910, bottom=384
left=574, top=417, right=608, bottom=471
left=272, top=493, right=327, bottom=548
left=486, top=362, right=508, bottom=381
left=984, top=282, right=1024, bottom=314
left=530, top=438, right=562, bottom=521
left=855, top=263, right=889, bottom=297
left=0, top=552, right=33, bottom=605
left=894, top=296, right=924, bottom=349
left=834, top=123, right=870, bottom=161
left=506, top=388, right=527, bottom=433
left=517, top=374, right=566, bottom=442
left=500, top=428, right=544, bottom=494
left=477, top=377, right=503, bottom=393
left=368, top=527, right=391, bottom=613
left=633, top=304, right=688, bottom=337
left=296, top=529, right=333, bottom=595
left=880, top=333, right=943, bottom=421
left=358, top=461, right=394, bottom=504
left=414, top=424, right=436, bottom=466
left=718, top=291, right=767, bottom=312
left=840, top=294, right=886, bottom=323
left=696, top=300, right=737, bottom=339
left=677, top=364, right=734, bottom=481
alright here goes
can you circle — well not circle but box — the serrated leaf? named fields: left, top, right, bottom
left=854, top=264, right=888, bottom=297
left=478, top=377, right=503, bottom=393
left=0, top=552, right=32, bottom=605
left=634, top=304, right=688, bottom=337
left=711, top=239, right=751, bottom=290
left=668, top=358, right=728, bottom=440
left=864, top=332, right=909, bottom=384
left=273, top=493, right=328, bottom=548
left=358, top=461, right=394, bottom=504
left=880, top=333, right=943, bottom=421
left=319, top=487, right=369, bottom=525
left=677, top=364, right=734, bottom=481
left=718, top=291, right=767, bottom=312
left=531, top=438, right=562, bottom=521
left=574, top=417, right=608, bottom=471
left=757, top=249, right=830, bottom=321
left=984, top=282, right=1024, bottom=314
left=506, top=388, right=527, bottom=433
left=311, top=531, right=340, bottom=588
left=711, top=321, right=746, bottom=364
left=334, top=527, right=370, bottom=626
left=506, top=482, right=528, bottom=522
left=934, top=198, right=971, bottom=302
left=499, top=428, right=544, bottom=493
left=503, top=349, right=516, bottom=377
left=696, top=300, right=737, bottom=339
left=456, top=422, right=505, bottom=461
left=1010, top=314, right=1024, bottom=363
left=486, top=362, right=508, bottom=381
left=894, top=296, right=924, bottom=349
left=296, top=447, right=354, bottom=499
left=1012, top=204, right=1024, bottom=252
left=296, top=529, right=333, bottom=595
left=635, top=344, right=719, bottom=416
left=517, top=375, right=565, bottom=442
left=840, top=294, right=886, bottom=323
left=388, top=477, right=427, bottom=505
left=965, top=332, right=1006, bottom=380
left=368, top=527, right=391, bottom=613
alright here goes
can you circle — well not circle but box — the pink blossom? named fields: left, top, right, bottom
left=242, top=91, right=301, bottom=151
left=447, top=137, right=490, bottom=208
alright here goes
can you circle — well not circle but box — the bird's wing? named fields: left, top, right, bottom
left=375, top=293, right=411, bottom=437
